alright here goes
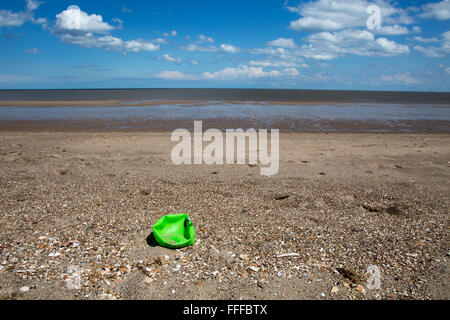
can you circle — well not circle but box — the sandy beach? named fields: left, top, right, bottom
left=0, top=131, right=448, bottom=300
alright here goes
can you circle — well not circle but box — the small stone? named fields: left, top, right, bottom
left=239, top=254, right=249, bottom=260
left=331, top=286, right=339, bottom=294
left=248, top=266, right=260, bottom=272
left=20, top=286, right=30, bottom=293
left=356, top=285, right=365, bottom=293
left=144, top=277, right=154, bottom=284
left=343, top=282, right=350, bottom=288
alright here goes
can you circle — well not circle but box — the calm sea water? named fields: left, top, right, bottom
left=1, top=89, right=450, bottom=104
left=0, top=89, right=449, bottom=132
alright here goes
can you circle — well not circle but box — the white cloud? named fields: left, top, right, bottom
left=0, top=0, right=45, bottom=27
left=197, top=34, right=214, bottom=43
left=202, top=65, right=281, bottom=80
left=159, top=54, right=181, bottom=63
left=24, top=48, right=40, bottom=54
left=413, top=36, right=440, bottom=43
left=124, top=40, right=159, bottom=52
left=376, top=37, right=410, bottom=55
left=381, top=72, right=419, bottom=85
left=26, top=0, right=40, bottom=12
left=220, top=44, right=239, bottom=53
left=163, top=30, right=177, bottom=37
left=420, top=1, right=450, bottom=20
left=190, top=60, right=198, bottom=65
left=52, top=6, right=160, bottom=53
left=54, top=5, right=114, bottom=35
left=290, top=16, right=343, bottom=32
left=180, top=43, right=217, bottom=52
left=267, top=38, right=296, bottom=48
left=154, top=71, right=199, bottom=81
left=413, top=30, right=450, bottom=57
left=0, top=10, right=27, bottom=27
left=375, top=25, right=409, bottom=35
left=301, top=29, right=409, bottom=59
left=154, top=38, right=168, bottom=44
left=288, top=0, right=412, bottom=32
left=412, top=26, right=422, bottom=34
left=155, top=64, right=303, bottom=81
left=249, top=60, right=305, bottom=68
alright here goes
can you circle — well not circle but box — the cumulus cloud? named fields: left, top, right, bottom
left=420, top=0, right=450, bottom=20
left=197, top=34, right=214, bottom=43
left=381, top=72, right=419, bottom=85
left=53, top=5, right=114, bottom=35
left=287, top=0, right=412, bottom=32
left=202, top=65, right=283, bottom=80
left=266, top=38, right=296, bottom=48
left=154, top=71, right=199, bottom=81
left=249, top=60, right=306, bottom=68
left=413, top=30, right=450, bottom=57
left=303, top=29, right=409, bottom=59
left=413, top=36, right=440, bottom=43
left=0, top=0, right=46, bottom=28
left=52, top=5, right=160, bottom=53
left=159, top=54, right=181, bottom=63
left=190, top=60, right=198, bottom=65
left=180, top=43, right=217, bottom=52
left=375, top=25, right=409, bottom=35
left=412, top=26, right=422, bottom=34
left=220, top=44, right=239, bottom=53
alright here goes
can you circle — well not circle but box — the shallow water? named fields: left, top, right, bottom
left=0, top=103, right=449, bottom=122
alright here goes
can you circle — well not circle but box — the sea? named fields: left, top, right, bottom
left=0, top=89, right=449, bottom=132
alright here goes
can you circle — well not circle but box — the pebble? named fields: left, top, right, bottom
left=356, top=285, right=365, bottom=293
left=239, top=254, right=249, bottom=260
left=144, top=277, right=154, bottom=284
left=248, top=266, right=260, bottom=272
left=331, top=286, right=339, bottom=294
left=20, top=286, right=30, bottom=292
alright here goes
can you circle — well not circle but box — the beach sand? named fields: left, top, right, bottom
left=0, top=131, right=448, bottom=300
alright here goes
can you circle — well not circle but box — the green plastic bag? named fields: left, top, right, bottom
left=152, top=213, right=195, bottom=249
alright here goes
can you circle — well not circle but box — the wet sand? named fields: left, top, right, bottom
left=0, top=118, right=449, bottom=133
left=0, top=131, right=448, bottom=300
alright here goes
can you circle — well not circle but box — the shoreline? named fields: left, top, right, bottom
left=1, top=99, right=450, bottom=107
left=0, top=119, right=449, bottom=133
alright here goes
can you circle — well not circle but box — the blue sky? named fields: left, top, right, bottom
left=0, top=0, right=449, bottom=90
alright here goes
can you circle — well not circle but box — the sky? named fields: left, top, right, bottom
left=0, top=0, right=449, bottom=91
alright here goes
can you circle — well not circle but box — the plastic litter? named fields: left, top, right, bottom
left=152, top=213, right=195, bottom=249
